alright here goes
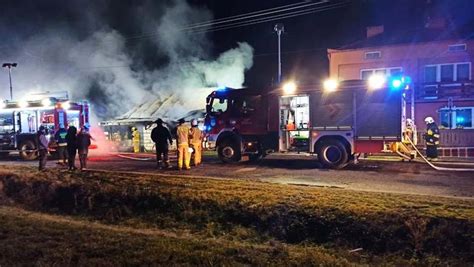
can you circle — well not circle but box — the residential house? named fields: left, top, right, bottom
left=328, top=25, right=474, bottom=157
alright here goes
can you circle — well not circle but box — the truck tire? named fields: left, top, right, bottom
left=317, top=140, right=349, bottom=169
left=19, top=140, right=38, bottom=160
left=218, top=141, right=241, bottom=163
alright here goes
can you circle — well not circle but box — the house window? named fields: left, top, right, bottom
left=457, top=63, right=470, bottom=81
left=448, top=44, right=467, bottom=52
left=424, top=62, right=471, bottom=83
left=365, top=51, right=381, bottom=60
left=360, top=67, right=403, bottom=80
left=438, top=107, right=474, bottom=129
left=440, top=65, right=454, bottom=82
left=424, top=66, right=437, bottom=83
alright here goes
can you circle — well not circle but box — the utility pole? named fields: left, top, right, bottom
left=274, top=23, right=284, bottom=84
left=2, top=63, right=17, bottom=100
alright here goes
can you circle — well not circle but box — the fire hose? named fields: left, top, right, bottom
left=114, top=153, right=153, bottom=161
left=406, top=137, right=474, bottom=172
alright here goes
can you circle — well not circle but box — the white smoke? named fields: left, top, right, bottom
left=0, top=0, right=254, bottom=121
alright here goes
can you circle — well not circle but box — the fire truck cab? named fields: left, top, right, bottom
left=0, top=92, right=90, bottom=160
left=205, top=79, right=409, bottom=169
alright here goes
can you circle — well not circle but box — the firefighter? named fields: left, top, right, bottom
left=424, top=117, right=440, bottom=161
left=77, top=125, right=93, bottom=171
left=151, top=118, right=173, bottom=169
left=176, top=118, right=191, bottom=170
left=54, top=125, right=68, bottom=166
left=131, top=127, right=140, bottom=153
left=189, top=119, right=203, bottom=166
left=65, top=126, right=78, bottom=171
left=37, top=125, right=49, bottom=171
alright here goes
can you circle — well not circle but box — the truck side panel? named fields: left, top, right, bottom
left=310, top=88, right=402, bottom=140
left=355, top=89, right=401, bottom=139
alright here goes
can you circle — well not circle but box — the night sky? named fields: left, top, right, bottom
left=1, top=0, right=474, bottom=116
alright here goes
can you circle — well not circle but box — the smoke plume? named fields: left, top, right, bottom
left=0, top=0, right=254, bottom=121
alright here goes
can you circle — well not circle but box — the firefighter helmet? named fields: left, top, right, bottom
left=424, top=117, right=434, bottom=124
left=191, top=119, right=198, bottom=127
left=131, top=127, right=137, bottom=131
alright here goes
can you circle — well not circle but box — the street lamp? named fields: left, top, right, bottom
left=274, top=23, right=284, bottom=84
left=2, top=63, right=17, bottom=100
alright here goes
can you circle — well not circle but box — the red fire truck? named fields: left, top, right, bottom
left=204, top=78, right=411, bottom=169
left=0, top=92, right=90, bottom=160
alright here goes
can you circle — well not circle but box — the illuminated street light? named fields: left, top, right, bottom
left=282, top=81, right=297, bottom=95
left=368, top=74, right=386, bottom=90
left=323, top=79, right=338, bottom=92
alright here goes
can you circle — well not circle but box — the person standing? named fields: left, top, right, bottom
left=54, top=125, right=68, bottom=166
left=37, top=125, right=49, bottom=171
left=65, top=126, right=78, bottom=171
left=132, top=127, right=141, bottom=153
left=77, top=125, right=93, bottom=171
left=189, top=119, right=203, bottom=166
left=151, top=119, right=173, bottom=169
left=424, top=116, right=440, bottom=161
left=176, top=118, right=191, bottom=170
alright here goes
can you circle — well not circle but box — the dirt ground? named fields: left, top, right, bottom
left=2, top=151, right=473, bottom=198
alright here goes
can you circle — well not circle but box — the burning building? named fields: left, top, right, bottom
left=100, top=89, right=212, bottom=152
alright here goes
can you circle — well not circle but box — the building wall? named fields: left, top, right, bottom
left=328, top=39, right=474, bottom=149
left=329, top=40, right=474, bottom=82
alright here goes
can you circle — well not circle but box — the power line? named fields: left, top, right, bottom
left=125, top=1, right=314, bottom=40
left=125, top=0, right=343, bottom=41
left=181, top=1, right=329, bottom=31
left=184, top=1, right=310, bottom=27
left=188, top=2, right=348, bottom=35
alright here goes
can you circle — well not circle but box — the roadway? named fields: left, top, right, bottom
left=1, top=151, right=473, bottom=199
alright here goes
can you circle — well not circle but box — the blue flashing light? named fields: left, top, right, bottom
left=210, top=118, right=216, bottom=127
left=456, top=116, right=465, bottom=123
left=391, top=79, right=403, bottom=89
left=217, top=86, right=227, bottom=91
left=389, top=75, right=412, bottom=91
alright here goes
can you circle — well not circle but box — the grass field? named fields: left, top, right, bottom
left=0, top=165, right=472, bottom=266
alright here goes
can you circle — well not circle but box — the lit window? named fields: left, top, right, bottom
left=455, top=109, right=472, bottom=128
left=438, top=107, right=474, bottom=129
left=360, top=67, right=402, bottom=80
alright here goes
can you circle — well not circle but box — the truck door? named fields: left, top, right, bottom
left=279, top=94, right=310, bottom=152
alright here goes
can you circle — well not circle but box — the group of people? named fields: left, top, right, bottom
left=37, top=124, right=93, bottom=171
left=151, top=118, right=203, bottom=170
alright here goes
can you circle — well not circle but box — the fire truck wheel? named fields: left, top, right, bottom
left=19, top=140, right=38, bottom=161
left=218, top=141, right=241, bottom=163
left=317, top=140, right=348, bottom=169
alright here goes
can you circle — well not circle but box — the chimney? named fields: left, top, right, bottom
left=366, top=25, right=384, bottom=38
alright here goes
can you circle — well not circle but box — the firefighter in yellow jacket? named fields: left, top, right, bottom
left=176, top=118, right=191, bottom=170
left=131, top=127, right=140, bottom=153
left=189, top=119, right=203, bottom=166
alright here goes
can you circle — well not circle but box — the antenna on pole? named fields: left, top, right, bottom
left=2, top=63, right=18, bottom=100
left=274, top=23, right=284, bottom=84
